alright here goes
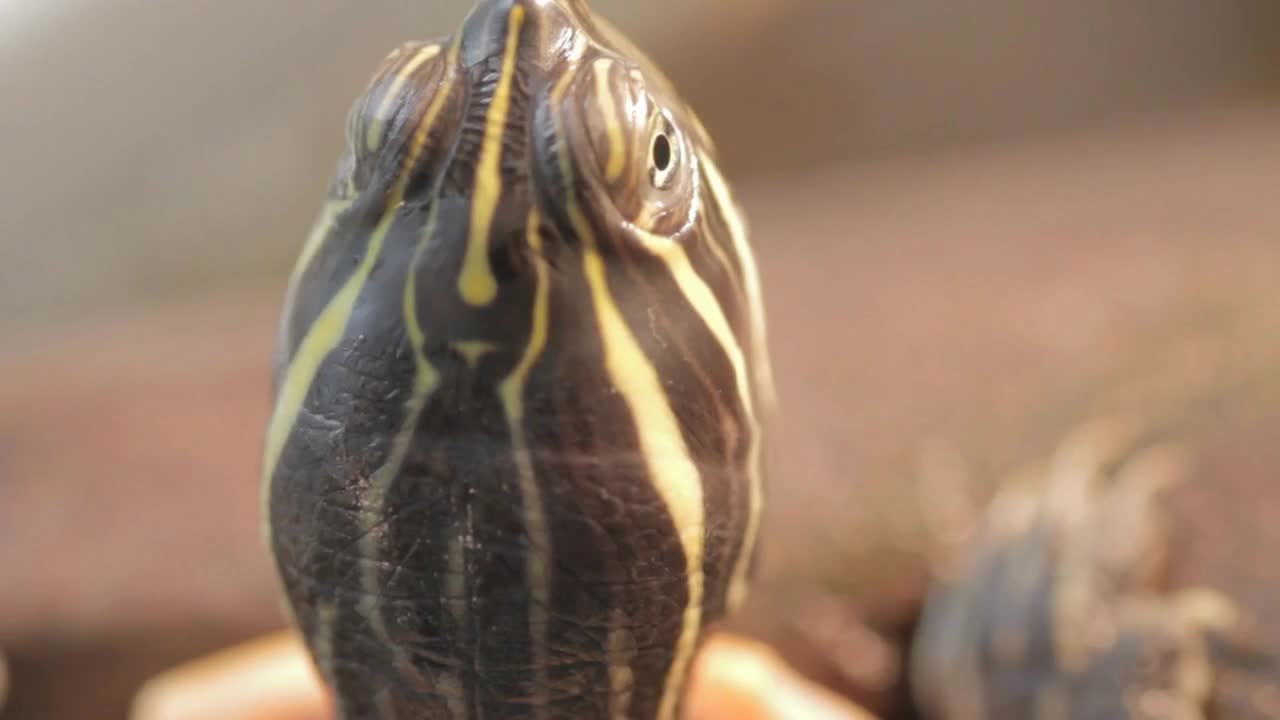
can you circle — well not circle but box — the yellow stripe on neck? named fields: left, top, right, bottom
left=695, top=151, right=772, bottom=611
left=575, top=203, right=705, bottom=720
left=634, top=222, right=762, bottom=614
left=263, top=42, right=459, bottom=540
left=497, top=208, right=554, bottom=719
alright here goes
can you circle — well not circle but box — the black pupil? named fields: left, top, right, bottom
left=652, top=133, right=672, bottom=173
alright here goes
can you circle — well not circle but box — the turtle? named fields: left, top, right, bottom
left=263, top=1, right=771, bottom=718
left=759, top=314, right=1280, bottom=720
left=259, top=0, right=1280, bottom=718
left=909, top=405, right=1280, bottom=720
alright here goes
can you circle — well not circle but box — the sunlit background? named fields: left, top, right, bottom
left=2, top=1, right=1278, bottom=718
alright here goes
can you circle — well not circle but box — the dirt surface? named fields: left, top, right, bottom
left=1, top=105, right=1277, bottom=719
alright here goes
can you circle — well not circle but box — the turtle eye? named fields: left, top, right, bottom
left=648, top=118, right=680, bottom=189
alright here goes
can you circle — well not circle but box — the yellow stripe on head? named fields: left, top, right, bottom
left=592, top=57, right=627, bottom=182
left=459, top=5, right=526, bottom=307
left=366, top=44, right=442, bottom=152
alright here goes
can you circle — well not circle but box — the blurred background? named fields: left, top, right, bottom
left=2, top=1, right=1278, bottom=718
